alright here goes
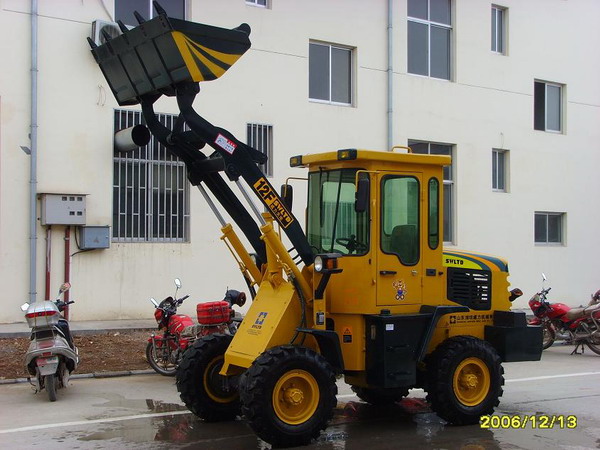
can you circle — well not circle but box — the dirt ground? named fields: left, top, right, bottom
left=0, top=330, right=151, bottom=380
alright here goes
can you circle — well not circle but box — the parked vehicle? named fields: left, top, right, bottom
left=528, top=274, right=600, bottom=354
left=20, top=282, right=79, bottom=401
left=147, top=278, right=246, bottom=376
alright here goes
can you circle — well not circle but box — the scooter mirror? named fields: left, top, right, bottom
left=59, top=282, right=71, bottom=294
left=150, top=297, right=159, bottom=307
left=542, top=273, right=547, bottom=282
left=20, top=302, right=30, bottom=312
left=174, top=278, right=182, bottom=289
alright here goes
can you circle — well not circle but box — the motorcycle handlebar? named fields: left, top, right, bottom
left=177, top=294, right=190, bottom=305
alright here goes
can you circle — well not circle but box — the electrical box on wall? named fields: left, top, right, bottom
left=40, top=194, right=87, bottom=225
left=79, top=226, right=110, bottom=249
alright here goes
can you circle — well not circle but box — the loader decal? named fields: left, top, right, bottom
left=253, top=178, right=294, bottom=228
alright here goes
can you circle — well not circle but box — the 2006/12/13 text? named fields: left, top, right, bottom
left=480, top=415, right=577, bottom=429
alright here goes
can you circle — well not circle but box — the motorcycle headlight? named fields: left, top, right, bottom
left=314, top=256, right=324, bottom=273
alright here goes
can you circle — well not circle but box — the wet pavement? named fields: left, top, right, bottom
left=1, top=345, right=599, bottom=449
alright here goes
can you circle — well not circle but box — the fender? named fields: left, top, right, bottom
left=296, top=328, right=344, bottom=373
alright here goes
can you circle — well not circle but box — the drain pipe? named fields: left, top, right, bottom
left=29, top=0, right=39, bottom=303
left=387, top=0, right=394, bottom=150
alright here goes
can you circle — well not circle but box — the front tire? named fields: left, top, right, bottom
left=45, top=374, right=57, bottom=402
left=351, top=385, right=408, bottom=405
left=146, top=340, right=177, bottom=376
left=542, top=323, right=556, bottom=350
left=425, top=336, right=504, bottom=425
left=584, top=322, right=600, bottom=355
left=176, top=333, right=239, bottom=422
left=240, top=346, right=337, bottom=448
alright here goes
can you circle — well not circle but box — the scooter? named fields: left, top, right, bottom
left=20, top=282, right=79, bottom=401
left=146, top=278, right=246, bottom=376
left=528, top=274, right=600, bottom=354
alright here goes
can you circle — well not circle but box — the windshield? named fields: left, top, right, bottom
left=307, top=169, right=369, bottom=255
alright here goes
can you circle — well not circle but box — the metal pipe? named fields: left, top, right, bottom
left=197, top=184, right=226, bottom=227
left=29, top=0, right=38, bottom=303
left=235, top=180, right=266, bottom=226
left=45, top=226, right=51, bottom=300
left=63, top=227, right=70, bottom=320
left=387, top=0, right=394, bottom=150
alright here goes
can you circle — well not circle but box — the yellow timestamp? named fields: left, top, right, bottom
left=480, top=414, right=577, bottom=429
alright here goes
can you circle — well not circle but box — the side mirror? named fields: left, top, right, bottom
left=281, top=184, right=293, bottom=210
left=355, top=177, right=370, bottom=213
left=174, top=278, right=182, bottom=289
left=20, top=302, right=30, bottom=312
left=59, top=282, right=71, bottom=295
left=542, top=273, right=547, bottom=282
left=150, top=298, right=159, bottom=307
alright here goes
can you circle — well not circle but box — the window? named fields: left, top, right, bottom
left=247, top=123, right=273, bottom=177
left=407, top=0, right=452, bottom=80
left=246, top=0, right=267, bottom=7
left=534, top=81, right=563, bottom=132
left=113, top=110, right=190, bottom=242
left=428, top=178, right=440, bottom=249
left=535, top=212, right=564, bottom=244
left=381, top=176, right=420, bottom=265
left=307, top=170, right=369, bottom=255
left=491, top=6, right=506, bottom=54
left=492, top=149, right=508, bottom=191
left=409, top=140, right=454, bottom=242
left=309, top=42, right=352, bottom=105
left=115, top=0, right=185, bottom=25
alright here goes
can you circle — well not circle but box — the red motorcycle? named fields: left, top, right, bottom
left=147, top=278, right=246, bottom=376
left=528, top=275, right=600, bottom=354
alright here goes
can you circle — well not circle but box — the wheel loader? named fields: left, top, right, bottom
left=89, top=3, right=542, bottom=447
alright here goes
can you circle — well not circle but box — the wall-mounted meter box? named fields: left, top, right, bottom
left=79, top=226, right=110, bottom=249
left=40, top=193, right=86, bottom=225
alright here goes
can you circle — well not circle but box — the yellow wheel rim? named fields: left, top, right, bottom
left=272, top=369, right=320, bottom=425
left=452, top=357, right=490, bottom=407
left=203, top=355, right=237, bottom=404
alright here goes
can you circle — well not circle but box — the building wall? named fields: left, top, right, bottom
left=1, top=0, right=599, bottom=323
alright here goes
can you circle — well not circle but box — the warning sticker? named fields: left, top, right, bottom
left=253, top=177, right=294, bottom=228
left=448, top=314, right=494, bottom=325
left=342, top=326, right=352, bottom=344
left=215, top=134, right=237, bottom=154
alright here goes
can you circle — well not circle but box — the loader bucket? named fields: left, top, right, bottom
left=89, top=13, right=251, bottom=106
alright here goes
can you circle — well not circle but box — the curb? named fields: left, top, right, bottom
left=0, top=369, right=156, bottom=385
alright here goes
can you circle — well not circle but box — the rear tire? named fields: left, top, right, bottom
left=176, top=333, right=239, bottom=422
left=584, top=322, right=600, bottom=355
left=146, top=340, right=177, bottom=376
left=542, top=323, right=556, bottom=350
left=351, top=385, right=408, bottom=405
left=425, top=336, right=504, bottom=425
left=240, top=346, right=337, bottom=448
left=45, top=374, right=57, bottom=402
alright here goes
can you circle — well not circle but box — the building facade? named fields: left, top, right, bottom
left=1, top=0, right=599, bottom=323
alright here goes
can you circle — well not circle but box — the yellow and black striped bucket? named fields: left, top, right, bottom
left=90, top=14, right=251, bottom=106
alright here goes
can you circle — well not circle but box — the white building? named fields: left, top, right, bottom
left=1, top=0, right=599, bottom=323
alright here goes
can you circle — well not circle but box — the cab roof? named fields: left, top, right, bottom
left=291, top=149, right=451, bottom=169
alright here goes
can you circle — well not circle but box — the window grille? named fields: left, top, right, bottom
left=247, top=123, right=273, bottom=177
left=113, top=110, right=190, bottom=242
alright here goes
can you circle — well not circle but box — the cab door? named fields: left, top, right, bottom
left=376, top=172, right=423, bottom=307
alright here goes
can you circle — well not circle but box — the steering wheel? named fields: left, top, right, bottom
left=335, top=235, right=367, bottom=254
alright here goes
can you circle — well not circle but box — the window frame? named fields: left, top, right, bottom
left=247, top=123, right=273, bottom=177
left=534, top=212, right=565, bottom=245
left=115, top=0, right=187, bottom=25
left=428, top=177, right=440, bottom=250
left=408, top=140, right=454, bottom=244
left=534, top=80, right=564, bottom=133
left=491, top=5, right=507, bottom=54
left=309, top=41, right=354, bottom=106
left=113, top=109, right=190, bottom=243
left=492, top=148, right=508, bottom=192
left=380, top=174, right=421, bottom=266
left=246, top=0, right=268, bottom=7
left=407, top=0, right=453, bottom=80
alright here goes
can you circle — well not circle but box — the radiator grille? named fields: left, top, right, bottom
left=447, top=268, right=491, bottom=310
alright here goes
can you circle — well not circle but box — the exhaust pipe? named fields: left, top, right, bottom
left=114, top=124, right=150, bottom=153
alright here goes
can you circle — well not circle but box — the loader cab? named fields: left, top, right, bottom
left=298, top=149, right=451, bottom=316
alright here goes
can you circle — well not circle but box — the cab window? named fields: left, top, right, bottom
left=381, top=176, right=419, bottom=265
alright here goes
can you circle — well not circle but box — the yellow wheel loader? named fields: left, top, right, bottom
left=89, top=3, right=542, bottom=447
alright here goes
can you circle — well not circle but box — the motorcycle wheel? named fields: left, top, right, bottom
left=146, top=341, right=177, bottom=376
left=585, top=323, right=600, bottom=355
left=542, top=323, right=555, bottom=350
left=45, top=374, right=57, bottom=402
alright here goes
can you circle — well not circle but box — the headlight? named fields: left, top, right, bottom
left=314, top=256, right=324, bottom=272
